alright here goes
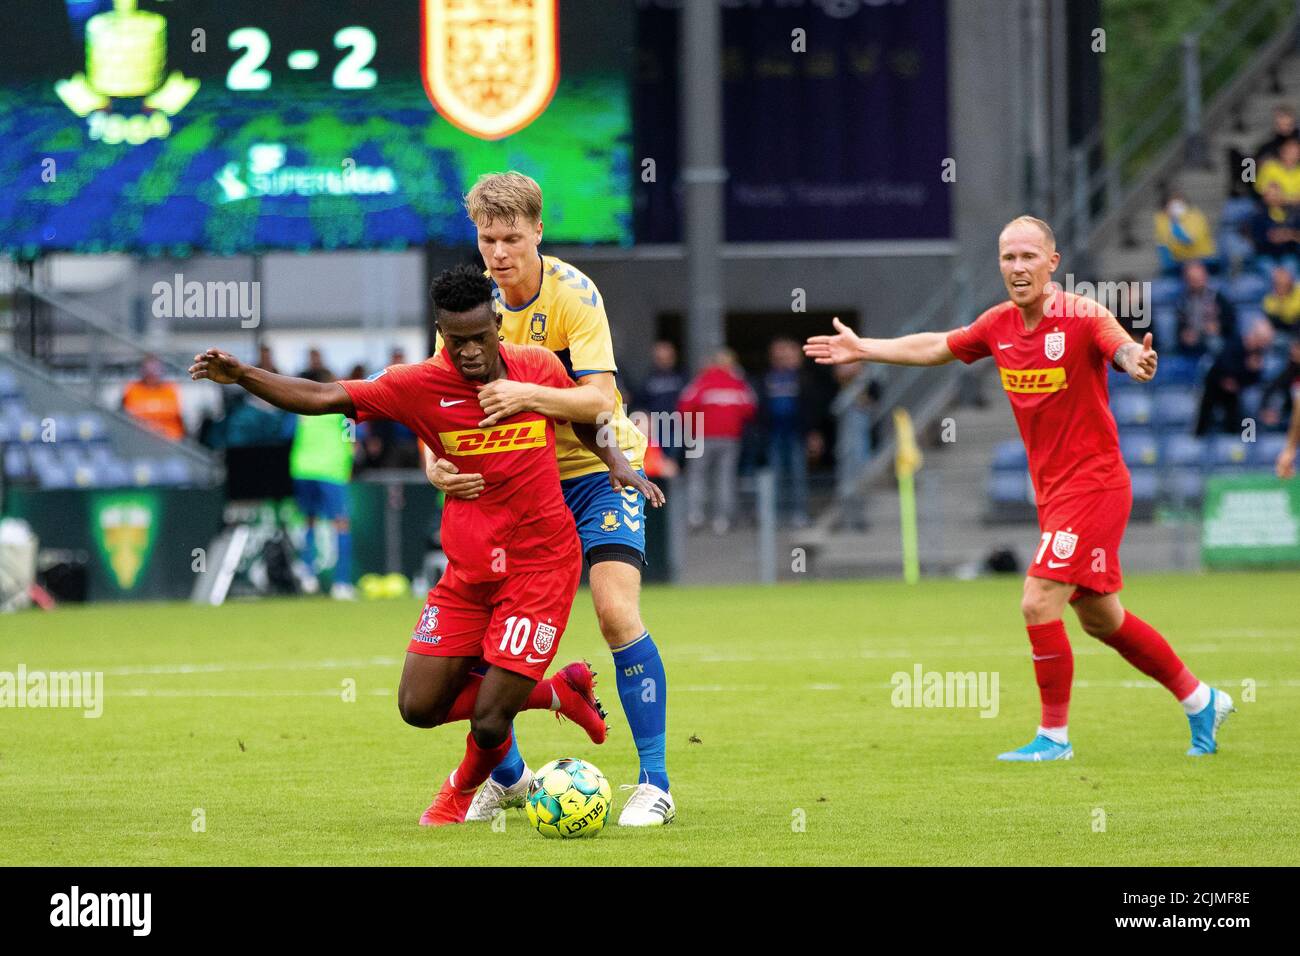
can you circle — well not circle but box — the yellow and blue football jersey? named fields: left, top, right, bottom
left=437, top=253, right=646, bottom=481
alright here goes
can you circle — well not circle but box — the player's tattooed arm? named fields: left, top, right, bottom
left=477, top=373, right=616, bottom=428
left=572, top=421, right=665, bottom=508
left=1113, top=333, right=1158, bottom=383
left=189, top=348, right=354, bottom=416
left=804, top=317, right=956, bottom=367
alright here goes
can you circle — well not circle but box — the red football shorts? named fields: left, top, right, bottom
left=1029, top=485, right=1131, bottom=600
left=407, top=558, right=582, bottom=681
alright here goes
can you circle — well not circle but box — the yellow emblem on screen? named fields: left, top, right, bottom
left=439, top=420, right=548, bottom=455
left=421, top=0, right=559, bottom=140
left=999, top=367, right=1069, bottom=394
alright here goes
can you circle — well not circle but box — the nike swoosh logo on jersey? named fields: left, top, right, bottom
left=998, top=342, right=1014, bottom=349
left=1031, top=654, right=1060, bottom=662
left=440, top=398, right=467, bottom=407
left=1046, top=560, right=1071, bottom=568
left=524, top=654, right=547, bottom=664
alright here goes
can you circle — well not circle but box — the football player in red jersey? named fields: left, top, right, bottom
left=190, top=265, right=663, bottom=823
left=805, top=216, right=1233, bottom=760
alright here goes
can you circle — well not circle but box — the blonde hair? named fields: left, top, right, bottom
left=1001, top=215, right=1056, bottom=250
left=464, top=171, right=543, bottom=227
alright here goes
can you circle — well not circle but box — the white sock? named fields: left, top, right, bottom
left=1179, top=682, right=1211, bottom=715
left=1038, top=725, right=1068, bottom=745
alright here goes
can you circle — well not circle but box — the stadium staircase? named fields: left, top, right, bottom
left=787, top=0, right=1300, bottom=581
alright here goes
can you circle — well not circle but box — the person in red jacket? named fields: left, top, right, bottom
left=677, top=348, right=757, bottom=534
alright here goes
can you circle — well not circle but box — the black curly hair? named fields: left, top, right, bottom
left=430, top=263, right=494, bottom=316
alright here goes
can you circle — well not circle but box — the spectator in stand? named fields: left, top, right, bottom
left=830, top=363, right=880, bottom=531
left=1261, top=337, right=1300, bottom=432
left=122, top=355, right=185, bottom=440
left=677, top=348, right=757, bottom=535
left=759, top=337, right=812, bottom=528
left=390, top=347, right=407, bottom=366
left=347, top=363, right=367, bottom=381
left=1255, top=107, right=1298, bottom=166
left=257, top=344, right=279, bottom=374
left=298, top=347, right=328, bottom=379
left=1256, top=137, right=1300, bottom=205
left=1263, top=265, right=1300, bottom=338
left=1175, top=261, right=1237, bottom=358
left=1251, top=181, right=1300, bottom=270
left=1155, top=188, right=1216, bottom=275
left=1196, top=318, right=1274, bottom=435
left=634, top=340, right=688, bottom=419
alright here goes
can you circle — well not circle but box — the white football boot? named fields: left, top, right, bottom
left=617, top=783, right=676, bottom=826
left=464, top=766, right=533, bottom=822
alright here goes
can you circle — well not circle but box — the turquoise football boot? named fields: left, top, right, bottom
left=996, top=733, right=1074, bottom=762
left=1187, top=687, right=1235, bottom=756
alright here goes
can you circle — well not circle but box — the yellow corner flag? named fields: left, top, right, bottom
left=893, top=409, right=923, bottom=583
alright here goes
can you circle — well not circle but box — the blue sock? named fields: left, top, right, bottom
left=335, top=529, right=352, bottom=585
left=302, top=524, right=317, bottom=571
left=489, top=723, right=525, bottom=786
left=612, top=632, right=669, bottom=792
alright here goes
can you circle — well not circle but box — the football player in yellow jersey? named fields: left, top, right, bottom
left=423, top=172, right=674, bottom=826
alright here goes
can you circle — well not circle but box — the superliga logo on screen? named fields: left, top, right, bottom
left=421, top=0, right=560, bottom=140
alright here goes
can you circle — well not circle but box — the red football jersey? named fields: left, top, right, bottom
left=946, top=290, right=1135, bottom=504
left=339, top=343, right=580, bottom=583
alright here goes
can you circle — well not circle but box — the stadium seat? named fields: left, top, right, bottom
left=991, top=441, right=1027, bottom=471
left=1220, top=197, right=1258, bottom=230
left=1210, top=434, right=1250, bottom=467
left=157, top=459, right=192, bottom=485
left=1120, top=430, right=1159, bottom=467
left=1162, top=433, right=1205, bottom=467
left=1130, top=468, right=1158, bottom=501
left=1158, top=355, right=1201, bottom=387
left=1225, top=273, right=1269, bottom=307
left=74, top=413, right=107, bottom=442
left=16, top=417, right=44, bottom=443
left=1150, top=276, right=1184, bottom=308
left=1153, top=387, right=1199, bottom=429
left=987, top=470, right=1028, bottom=503
left=1166, top=467, right=1204, bottom=502
left=1252, top=433, right=1287, bottom=466
left=1112, top=391, right=1153, bottom=427
left=3, top=447, right=28, bottom=480
left=0, top=370, right=18, bottom=400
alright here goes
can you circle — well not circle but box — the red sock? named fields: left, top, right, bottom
left=452, top=731, right=514, bottom=792
left=1027, top=620, right=1073, bottom=728
left=442, top=674, right=554, bottom=724
left=1096, top=610, right=1199, bottom=700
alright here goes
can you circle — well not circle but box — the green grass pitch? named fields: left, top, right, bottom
left=1, top=571, right=1296, bottom=866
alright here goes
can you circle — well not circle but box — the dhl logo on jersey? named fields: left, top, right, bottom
left=999, top=367, right=1068, bottom=394
left=439, top=421, right=547, bottom=456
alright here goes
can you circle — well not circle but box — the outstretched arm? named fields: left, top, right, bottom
left=189, top=348, right=353, bottom=416
left=1111, top=333, right=1159, bottom=384
left=804, top=317, right=957, bottom=367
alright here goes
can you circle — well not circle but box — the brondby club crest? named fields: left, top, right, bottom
left=1045, top=331, right=1066, bottom=361
left=421, top=0, right=560, bottom=141
left=529, top=312, right=547, bottom=341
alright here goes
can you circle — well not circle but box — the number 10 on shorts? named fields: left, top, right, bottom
left=500, top=616, right=532, bottom=656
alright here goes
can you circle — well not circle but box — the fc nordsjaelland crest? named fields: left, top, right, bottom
left=1052, top=530, right=1078, bottom=560
left=1045, top=331, right=1066, bottom=361
left=421, top=0, right=560, bottom=141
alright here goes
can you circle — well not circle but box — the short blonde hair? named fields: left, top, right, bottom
left=1001, top=215, right=1056, bottom=250
left=464, top=171, right=543, bottom=227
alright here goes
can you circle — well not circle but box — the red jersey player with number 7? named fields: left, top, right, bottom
left=805, top=216, right=1234, bottom=760
left=190, top=265, right=664, bottom=824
